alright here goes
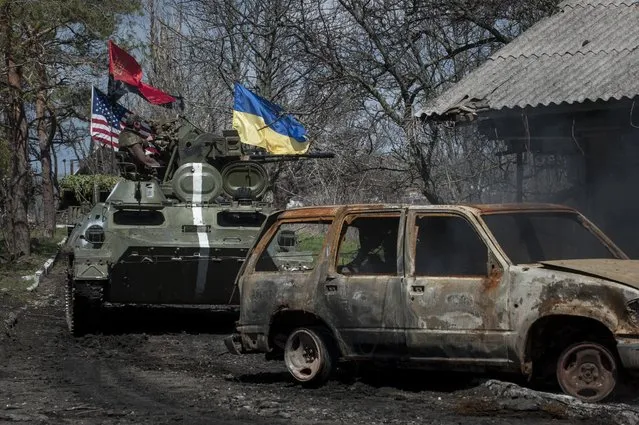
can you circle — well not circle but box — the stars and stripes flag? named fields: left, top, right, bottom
left=90, top=86, right=153, bottom=151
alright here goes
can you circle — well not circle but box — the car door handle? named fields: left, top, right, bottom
left=411, top=285, right=425, bottom=293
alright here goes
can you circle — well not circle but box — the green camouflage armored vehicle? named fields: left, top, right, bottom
left=64, top=117, right=330, bottom=335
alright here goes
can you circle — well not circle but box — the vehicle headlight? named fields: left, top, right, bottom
left=85, top=225, right=105, bottom=245
left=626, top=299, right=639, bottom=325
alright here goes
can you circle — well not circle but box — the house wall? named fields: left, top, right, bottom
left=585, top=130, right=639, bottom=257
left=479, top=100, right=639, bottom=257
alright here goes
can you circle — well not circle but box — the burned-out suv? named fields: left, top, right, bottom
left=226, top=204, right=639, bottom=402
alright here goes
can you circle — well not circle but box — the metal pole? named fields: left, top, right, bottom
left=93, top=181, right=99, bottom=205
left=516, top=152, right=523, bottom=202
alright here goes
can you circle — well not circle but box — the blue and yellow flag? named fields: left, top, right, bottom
left=232, top=83, right=309, bottom=154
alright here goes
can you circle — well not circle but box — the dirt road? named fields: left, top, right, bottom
left=0, top=264, right=631, bottom=424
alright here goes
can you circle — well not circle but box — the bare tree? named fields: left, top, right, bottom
left=134, top=0, right=558, bottom=207
left=286, top=0, right=558, bottom=203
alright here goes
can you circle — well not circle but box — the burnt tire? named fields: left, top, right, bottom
left=284, top=327, right=336, bottom=388
left=556, top=341, right=618, bottom=402
left=65, top=278, right=100, bottom=337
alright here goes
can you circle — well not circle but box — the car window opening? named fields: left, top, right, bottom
left=414, top=215, right=487, bottom=276
left=337, top=216, right=399, bottom=275
left=255, top=221, right=331, bottom=272
left=482, top=212, right=616, bottom=264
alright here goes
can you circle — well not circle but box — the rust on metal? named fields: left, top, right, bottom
left=277, top=204, right=393, bottom=220
left=233, top=203, right=639, bottom=400
left=277, top=206, right=341, bottom=219
left=469, top=203, right=575, bottom=213
left=541, top=259, right=639, bottom=287
left=482, top=265, right=502, bottom=291
left=556, top=342, right=617, bottom=402
left=342, top=211, right=401, bottom=225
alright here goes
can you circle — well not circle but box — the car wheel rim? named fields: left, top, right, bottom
left=285, top=330, right=322, bottom=381
left=557, top=342, right=617, bottom=402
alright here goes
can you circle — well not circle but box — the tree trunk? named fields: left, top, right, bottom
left=36, top=73, right=56, bottom=238
left=2, top=1, right=31, bottom=257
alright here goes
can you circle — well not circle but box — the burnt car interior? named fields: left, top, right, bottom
left=482, top=212, right=616, bottom=264
left=337, top=215, right=399, bottom=275
left=414, top=215, right=487, bottom=276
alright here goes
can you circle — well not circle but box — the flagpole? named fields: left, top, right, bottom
left=90, top=86, right=97, bottom=174
left=108, top=87, right=116, bottom=174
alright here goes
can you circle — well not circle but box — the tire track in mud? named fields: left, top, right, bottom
left=0, top=276, right=261, bottom=424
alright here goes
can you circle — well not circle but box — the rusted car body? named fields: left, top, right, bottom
left=226, top=203, right=639, bottom=401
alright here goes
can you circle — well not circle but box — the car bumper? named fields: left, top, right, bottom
left=617, top=338, right=639, bottom=369
left=225, top=325, right=269, bottom=355
left=224, top=334, right=243, bottom=355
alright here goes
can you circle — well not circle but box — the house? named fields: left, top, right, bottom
left=418, top=0, right=639, bottom=256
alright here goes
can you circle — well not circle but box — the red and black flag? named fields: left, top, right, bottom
left=107, top=40, right=184, bottom=110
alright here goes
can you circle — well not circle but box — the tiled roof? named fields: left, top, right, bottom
left=418, top=0, right=639, bottom=119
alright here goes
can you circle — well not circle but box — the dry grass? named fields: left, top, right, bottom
left=0, top=227, right=67, bottom=298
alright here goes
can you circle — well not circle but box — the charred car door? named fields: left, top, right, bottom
left=321, top=210, right=406, bottom=359
left=240, top=219, right=333, bottom=333
left=403, top=210, right=511, bottom=365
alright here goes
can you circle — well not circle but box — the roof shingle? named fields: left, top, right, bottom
left=418, top=0, right=639, bottom=119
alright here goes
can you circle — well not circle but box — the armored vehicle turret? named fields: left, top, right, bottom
left=64, top=117, right=331, bottom=336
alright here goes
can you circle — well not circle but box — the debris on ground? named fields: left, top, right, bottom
left=482, top=380, right=639, bottom=425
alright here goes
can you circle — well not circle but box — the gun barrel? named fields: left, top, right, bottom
left=247, top=152, right=335, bottom=162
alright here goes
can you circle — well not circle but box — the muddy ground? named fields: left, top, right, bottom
left=0, top=264, right=636, bottom=425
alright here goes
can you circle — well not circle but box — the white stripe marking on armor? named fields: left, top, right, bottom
left=192, top=163, right=210, bottom=296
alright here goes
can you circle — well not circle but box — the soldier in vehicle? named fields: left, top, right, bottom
left=119, top=114, right=161, bottom=169
left=150, top=117, right=180, bottom=147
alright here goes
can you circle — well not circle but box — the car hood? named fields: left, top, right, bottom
left=540, top=259, right=639, bottom=289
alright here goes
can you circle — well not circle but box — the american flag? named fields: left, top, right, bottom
left=90, top=86, right=153, bottom=151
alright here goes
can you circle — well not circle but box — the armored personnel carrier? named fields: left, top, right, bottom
left=64, top=117, right=330, bottom=335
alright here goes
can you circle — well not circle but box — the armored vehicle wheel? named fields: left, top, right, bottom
left=284, top=327, right=335, bottom=387
left=65, top=278, right=102, bottom=337
left=556, top=341, right=618, bottom=402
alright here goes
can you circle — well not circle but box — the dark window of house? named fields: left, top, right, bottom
left=255, top=221, right=331, bottom=272
left=217, top=211, right=267, bottom=228
left=336, top=215, right=399, bottom=275
left=415, top=215, right=487, bottom=276
left=113, top=210, right=165, bottom=226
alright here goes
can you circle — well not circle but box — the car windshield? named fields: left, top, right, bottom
left=481, top=211, right=619, bottom=264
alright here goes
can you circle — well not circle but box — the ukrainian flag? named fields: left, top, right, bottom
left=232, top=83, right=309, bottom=154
